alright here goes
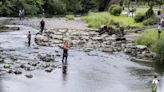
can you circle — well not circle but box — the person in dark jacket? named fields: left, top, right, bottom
left=40, top=19, right=45, bottom=34
left=27, top=31, right=31, bottom=47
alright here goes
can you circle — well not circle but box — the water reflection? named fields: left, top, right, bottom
left=0, top=75, right=4, bottom=92
left=154, top=62, right=164, bottom=76
left=62, top=65, right=68, bottom=81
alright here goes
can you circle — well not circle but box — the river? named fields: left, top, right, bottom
left=0, top=25, right=164, bottom=92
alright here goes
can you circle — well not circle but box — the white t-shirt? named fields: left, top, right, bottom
left=158, top=25, right=162, bottom=31
left=152, top=78, right=159, bottom=84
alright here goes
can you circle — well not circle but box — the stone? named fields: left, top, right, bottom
left=35, top=34, right=49, bottom=42
left=45, top=68, right=53, bottom=72
left=33, top=47, right=39, bottom=49
left=25, top=74, right=33, bottom=78
left=20, top=64, right=26, bottom=69
left=14, top=70, right=22, bottom=75
left=136, top=45, right=147, bottom=50
left=102, top=48, right=113, bottom=52
left=28, top=62, right=38, bottom=67
left=84, top=48, right=93, bottom=52
left=92, top=37, right=103, bottom=42
left=3, top=64, right=10, bottom=68
left=145, top=52, right=157, bottom=59
left=124, top=48, right=132, bottom=54
left=7, top=69, right=13, bottom=74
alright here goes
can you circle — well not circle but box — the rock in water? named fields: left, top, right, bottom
left=3, top=64, right=10, bottom=68
left=14, top=70, right=22, bottom=75
left=25, top=74, right=33, bottom=78
left=45, top=68, right=53, bottom=72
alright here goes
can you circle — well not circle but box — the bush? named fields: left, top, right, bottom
left=143, top=16, right=159, bottom=26
left=145, top=7, right=154, bottom=19
left=108, top=5, right=122, bottom=16
left=43, top=0, right=66, bottom=15
left=134, top=13, right=145, bottom=23
left=66, top=15, right=75, bottom=20
left=156, top=38, right=164, bottom=61
left=136, top=29, right=158, bottom=48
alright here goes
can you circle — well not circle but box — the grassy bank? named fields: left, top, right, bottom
left=82, top=12, right=144, bottom=28
left=136, top=29, right=164, bottom=51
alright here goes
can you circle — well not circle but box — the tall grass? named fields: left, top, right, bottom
left=136, top=29, right=164, bottom=51
left=82, top=12, right=143, bottom=28
left=66, top=15, right=75, bottom=20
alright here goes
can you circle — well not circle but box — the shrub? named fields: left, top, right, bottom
left=143, top=16, right=159, bottom=26
left=108, top=5, right=122, bottom=16
left=43, top=0, right=66, bottom=15
left=66, top=15, right=75, bottom=20
left=134, top=13, right=145, bottom=23
left=136, top=29, right=158, bottom=48
left=145, top=7, right=154, bottom=19
left=155, top=38, right=164, bottom=61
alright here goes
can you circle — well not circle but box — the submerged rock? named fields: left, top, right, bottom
left=45, top=68, right=53, bottom=72
left=25, top=74, right=33, bottom=78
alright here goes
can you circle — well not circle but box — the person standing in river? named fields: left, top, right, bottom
left=40, top=19, right=45, bottom=34
left=27, top=31, right=31, bottom=47
left=62, top=41, right=70, bottom=65
left=151, top=75, right=159, bottom=92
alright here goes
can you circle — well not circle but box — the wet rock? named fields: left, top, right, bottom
left=3, top=64, right=10, bottom=68
left=14, top=70, right=22, bottom=75
left=20, top=64, right=26, bottom=69
left=25, top=74, right=33, bottom=78
left=38, top=54, right=55, bottom=62
left=56, top=54, right=61, bottom=57
left=28, top=62, right=38, bottom=67
left=42, top=63, right=50, bottom=68
left=45, top=68, right=53, bottom=72
left=84, top=48, right=93, bottom=52
left=92, top=37, right=103, bottom=42
left=124, top=48, right=132, bottom=54
left=102, top=48, right=113, bottom=53
left=10, top=56, right=17, bottom=61
left=33, top=47, right=39, bottom=49
left=145, top=52, right=157, bottom=60
left=35, top=34, right=49, bottom=42
left=136, top=45, right=147, bottom=50
left=7, top=69, right=13, bottom=74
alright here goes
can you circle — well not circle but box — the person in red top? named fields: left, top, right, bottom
left=62, top=41, right=69, bottom=64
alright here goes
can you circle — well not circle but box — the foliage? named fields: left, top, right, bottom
left=134, top=13, right=145, bottom=23
left=43, top=0, right=66, bottom=15
left=108, top=5, right=122, bottom=16
left=156, top=38, right=164, bottom=61
left=145, top=7, right=154, bottom=19
left=143, top=16, right=158, bottom=26
left=136, top=29, right=158, bottom=48
left=82, top=12, right=143, bottom=28
left=0, top=0, right=105, bottom=16
left=66, top=15, right=75, bottom=20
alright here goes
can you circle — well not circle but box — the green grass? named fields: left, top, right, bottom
left=66, top=15, right=75, bottom=20
left=136, top=29, right=164, bottom=51
left=82, top=12, right=144, bottom=28
left=136, top=7, right=149, bottom=14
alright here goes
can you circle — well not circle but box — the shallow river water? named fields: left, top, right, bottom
left=0, top=25, right=164, bottom=92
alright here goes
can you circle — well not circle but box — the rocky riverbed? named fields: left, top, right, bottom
left=35, top=28, right=157, bottom=61
left=0, top=18, right=164, bottom=92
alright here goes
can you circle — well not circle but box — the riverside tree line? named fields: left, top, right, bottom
left=0, top=0, right=119, bottom=17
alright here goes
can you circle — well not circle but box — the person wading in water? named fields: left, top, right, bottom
left=151, top=75, right=159, bottom=92
left=27, top=31, right=31, bottom=47
left=40, top=19, right=45, bottom=34
left=62, top=41, right=69, bottom=65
